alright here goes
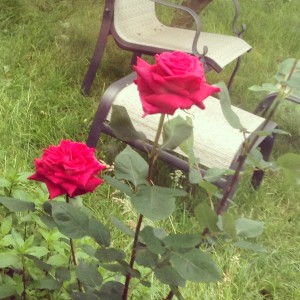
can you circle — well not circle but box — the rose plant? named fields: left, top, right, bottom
left=0, top=54, right=299, bottom=300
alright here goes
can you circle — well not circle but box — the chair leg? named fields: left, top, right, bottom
left=131, top=52, right=142, bottom=66
left=251, top=132, right=277, bottom=188
left=81, top=6, right=113, bottom=95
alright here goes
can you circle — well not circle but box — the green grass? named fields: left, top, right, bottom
left=0, top=0, right=300, bottom=299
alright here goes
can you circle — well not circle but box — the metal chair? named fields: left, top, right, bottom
left=81, top=0, right=252, bottom=95
left=86, top=72, right=278, bottom=205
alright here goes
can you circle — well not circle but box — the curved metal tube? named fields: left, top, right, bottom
left=151, top=0, right=205, bottom=58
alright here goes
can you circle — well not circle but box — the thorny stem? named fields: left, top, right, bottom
left=165, top=60, right=299, bottom=300
left=65, top=195, right=82, bottom=292
left=122, top=114, right=165, bottom=300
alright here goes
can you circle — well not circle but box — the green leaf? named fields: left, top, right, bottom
left=109, top=215, right=134, bottom=237
left=55, top=266, right=71, bottom=281
left=235, top=218, right=264, bottom=238
left=255, top=128, right=291, bottom=136
left=221, top=212, right=237, bottom=239
left=98, top=281, right=123, bottom=300
left=0, top=253, right=22, bottom=269
left=76, top=260, right=103, bottom=288
left=286, top=72, right=300, bottom=90
left=170, top=249, right=222, bottom=282
left=26, top=246, right=48, bottom=258
left=261, top=83, right=279, bottom=92
left=71, top=293, right=101, bottom=300
left=198, top=180, right=220, bottom=195
left=110, top=105, right=147, bottom=142
left=103, top=175, right=132, bottom=195
left=216, top=81, right=244, bottom=130
left=275, top=58, right=300, bottom=83
left=204, top=168, right=234, bottom=183
left=0, top=197, right=35, bottom=212
left=140, top=226, right=165, bottom=254
left=277, top=153, right=300, bottom=185
left=247, top=148, right=273, bottom=169
left=47, top=254, right=68, bottom=266
left=248, top=85, right=265, bottom=92
left=0, top=177, right=10, bottom=188
left=25, top=254, right=52, bottom=272
left=88, top=218, right=111, bottom=247
left=179, top=117, right=202, bottom=184
left=234, top=241, right=267, bottom=253
left=1, top=214, right=12, bottom=235
left=39, top=276, right=62, bottom=290
left=135, top=246, right=158, bottom=268
left=163, top=234, right=201, bottom=249
left=52, top=201, right=90, bottom=239
left=114, top=146, right=148, bottom=187
left=154, top=265, right=186, bottom=287
left=130, top=186, right=185, bottom=221
left=95, top=248, right=126, bottom=262
left=161, top=116, right=193, bottom=151
left=194, top=202, right=218, bottom=232
left=0, top=284, right=17, bottom=299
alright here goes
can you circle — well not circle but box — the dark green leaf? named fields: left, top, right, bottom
left=131, top=186, right=185, bottom=221
left=275, top=58, right=300, bottom=83
left=234, top=241, right=267, bottom=253
left=261, top=83, right=279, bottom=92
left=136, top=246, right=158, bottom=268
left=98, top=281, right=123, bottom=300
left=286, top=72, right=300, bottom=90
left=0, top=197, right=35, bottom=212
left=162, top=116, right=193, bottom=151
left=216, top=81, right=244, bottom=130
left=110, top=105, right=147, bottom=142
left=43, top=201, right=52, bottom=215
left=140, top=226, right=165, bottom=254
left=24, top=254, right=52, bottom=272
left=71, top=292, right=101, bottom=300
left=114, top=146, right=148, bottom=186
left=88, top=218, right=111, bottom=247
left=198, top=180, right=220, bottom=195
left=103, top=175, right=132, bottom=195
left=95, top=248, right=125, bottom=263
left=154, top=265, right=186, bottom=287
left=76, top=260, right=103, bottom=288
left=277, top=153, right=300, bottom=185
left=247, top=148, right=273, bottom=169
left=163, top=234, right=201, bottom=249
left=235, top=218, right=264, bottom=238
left=109, top=215, right=134, bottom=237
left=170, top=249, right=222, bottom=282
left=39, top=276, right=62, bottom=290
left=0, top=284, right=17, bottom=299
left=52, top=202, right=89, bottom=239
left=40, top=215, right=56, bottom=228
left=221, top=212, right=237, bottom=239
left=194, top=202, right=218, bottom=232
left=55, top=266, right=71, bottom=281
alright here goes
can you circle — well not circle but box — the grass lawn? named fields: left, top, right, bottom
left=0, top=0, right=299, bottom=299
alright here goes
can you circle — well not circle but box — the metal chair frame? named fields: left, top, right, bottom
left=81, top=0, right=251, bottom=95
left=86, top=73, right=278, bottom=204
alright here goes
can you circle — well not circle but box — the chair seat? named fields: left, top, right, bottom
left=113, top=0, right=252, bottom=71
left=106, top=81, right=267, bottom=170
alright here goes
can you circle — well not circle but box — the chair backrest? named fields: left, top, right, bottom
left=114, top=0, right=161, bottom=38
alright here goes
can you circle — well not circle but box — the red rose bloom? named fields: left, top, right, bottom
left=134, top=51, right=220, bottom=116
left=29, top=140, right=106, bottom=199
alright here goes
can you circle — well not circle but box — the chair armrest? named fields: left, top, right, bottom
left=150, top=0, right=206, bottom=58
left=231, top=0, right=246, bottom=37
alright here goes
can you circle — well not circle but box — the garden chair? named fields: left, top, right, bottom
left=86, top=72, right=278, bottom=205
left=81, top=0, right=252, bottom=95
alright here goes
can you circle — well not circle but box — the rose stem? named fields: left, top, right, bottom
left=65, top=195, right=82, bottom=292
left=122, top=114, right=165, bottom=300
